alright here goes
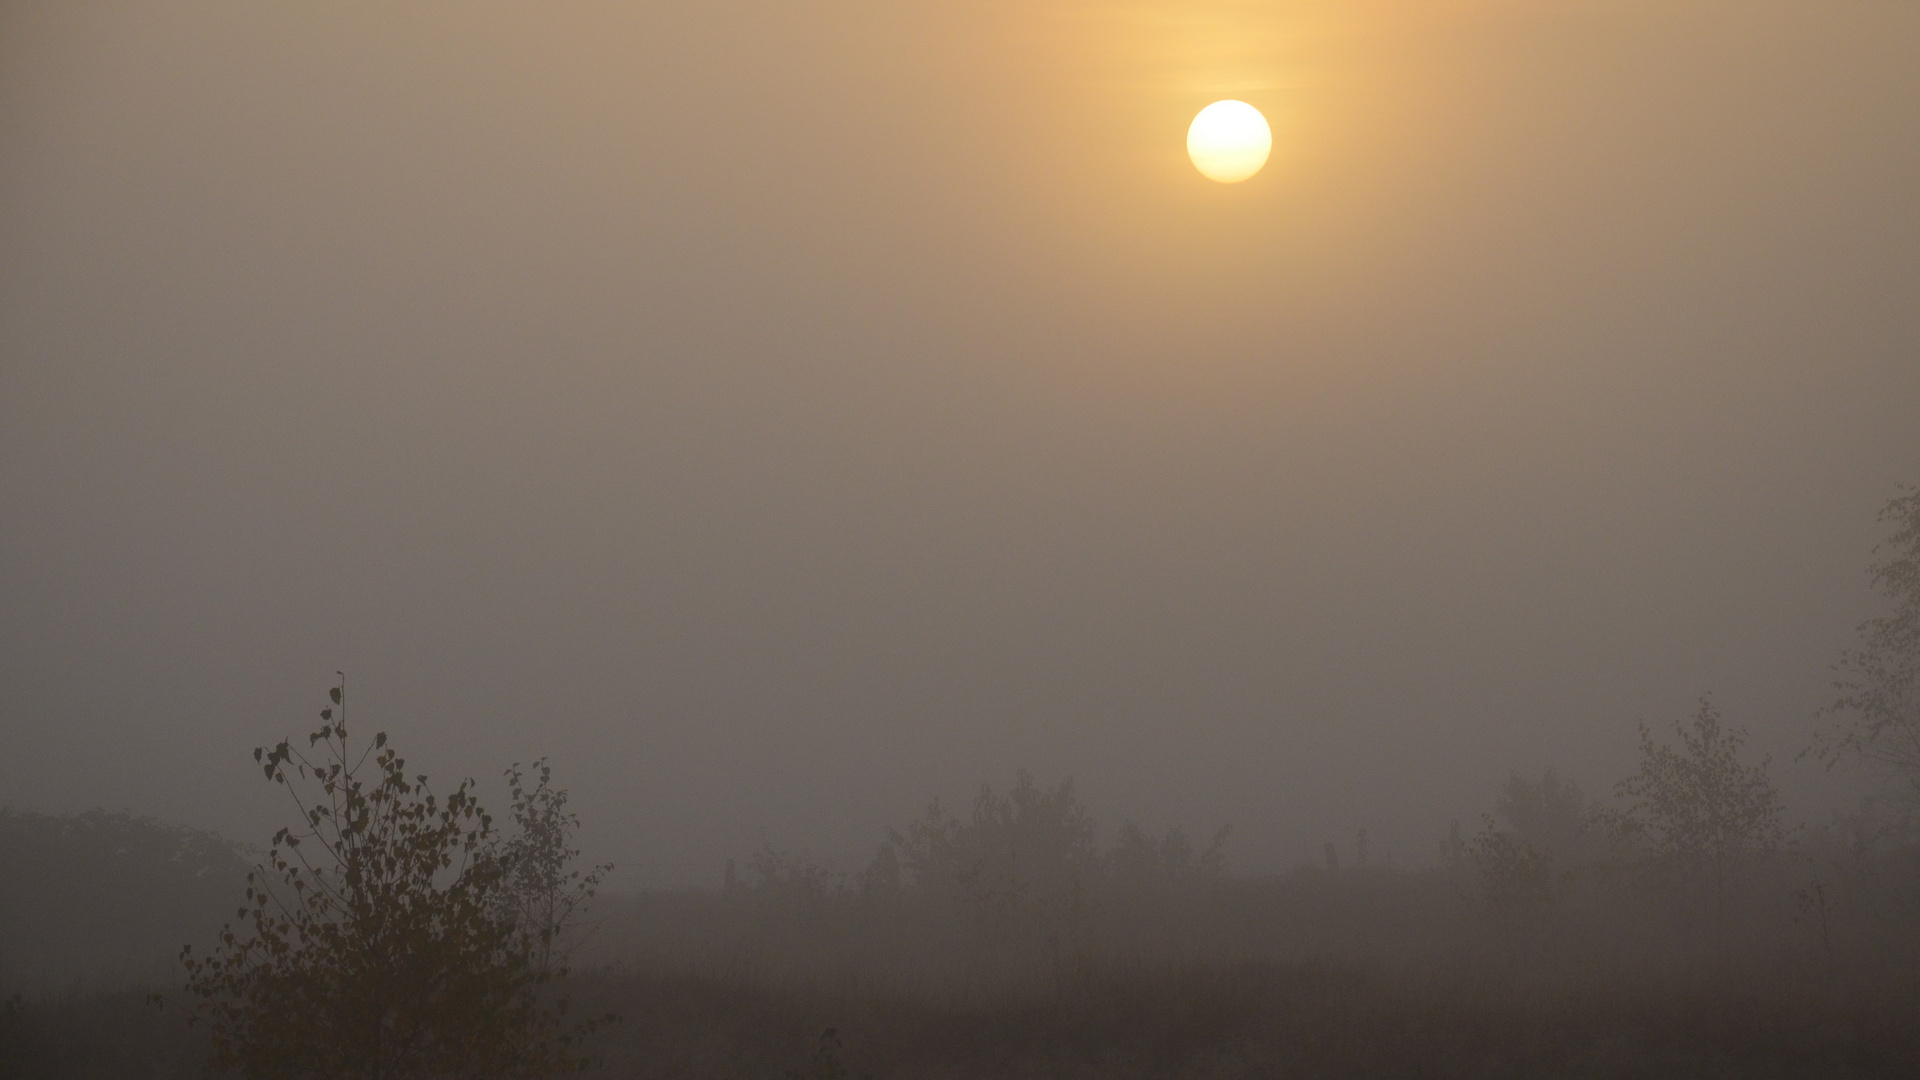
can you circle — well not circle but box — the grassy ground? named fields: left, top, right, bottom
left=568, top=957, right=1920, bottom=1080
left=10, top=857, right=1919, bottom=1079
left=2, top=989, right=209, bottom=1080
left=14, top=954, right=1913, bottom=1079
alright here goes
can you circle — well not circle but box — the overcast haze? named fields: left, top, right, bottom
left=3, top=0, right=1917, bottom=887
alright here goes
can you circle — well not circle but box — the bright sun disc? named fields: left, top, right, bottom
left=1187, top=100, right=1271, bottom=184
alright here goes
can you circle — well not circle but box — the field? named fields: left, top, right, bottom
left=8, top=859, right=1919, bottom=1079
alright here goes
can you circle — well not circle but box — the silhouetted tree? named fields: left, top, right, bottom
left=744, top=842, right=838, bottom=898
left=1107, top=821, right=1161, bottom=888
left=1106, top=821, right=1230, bottom=893
left=1492, top=769, right=1602, bottom=869
left=1456, top=769, right=1607, bottom=939
left=181, top=681, right=599, bottom=1079
left=1608, top=699, right=1786, bottom=904
left=495, top=759, right=609, bottom=974
left=1811, top=488, right=1920, bottom=800
left=894, top=772, right=1099, bottom=918
left=858, top=841, right=901, bottom=897
left=1468, top=815, right=1557, bottom=926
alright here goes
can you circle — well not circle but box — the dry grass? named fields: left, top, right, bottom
left=9, top=862, right=1919, bottom=1079
left=8, top=950, right=1917, bottom=1079
left=567, top=955, right=1920, bottom=1079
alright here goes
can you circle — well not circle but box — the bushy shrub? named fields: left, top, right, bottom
left=0, top=808, right=249, bottom=992
left=1607, top=699, right=1786, bottom=906
left=1812, top=488, right=1920, bottom=804
left=891, top=771, right=1100, bottom=918
left=180, top=682, right=601, bottom=1080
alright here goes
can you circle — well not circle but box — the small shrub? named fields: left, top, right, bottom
left=180, top=681, right=601, bottom=1079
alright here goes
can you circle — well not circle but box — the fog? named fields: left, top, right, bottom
left=3, top=0, right=1918, bottom=890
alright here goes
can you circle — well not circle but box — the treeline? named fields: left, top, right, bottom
left=732, top=771, right=1228, bottom=906
left=589, top=738, right=1917, bottom=993
left=4, top=489, right=1919, bottom=1078
left=589, top=489, right=1920, bottom=986
left=0, top=809, right=251, bottom=992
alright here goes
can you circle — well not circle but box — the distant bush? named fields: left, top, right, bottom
left=0, top=807, right=249, bottom=992
left=1106, top=820, right=1230, bottom=894
left=871, top=771, right=1230, bottom=923
left=1453, top=771, right=1600, bottom=939
left=1605, top=698, right=1787, bottom=908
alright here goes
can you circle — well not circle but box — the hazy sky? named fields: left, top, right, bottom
left=4, top=0, right=1917, bottom=886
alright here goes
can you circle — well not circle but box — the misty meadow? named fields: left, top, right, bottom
left=5, top=0, right=1920, bottom=1077
left=6, top=488, right=1920, bottom=1078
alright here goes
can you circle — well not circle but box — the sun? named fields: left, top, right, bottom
left=1187, top=100, right=1271, bottom=184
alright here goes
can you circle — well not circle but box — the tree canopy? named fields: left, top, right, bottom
left=1611, top=699, right=1785, bottom=898
left=1813, top=488, right=1920, bottom=797
left=181, top=682, right=599, bottom=1080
